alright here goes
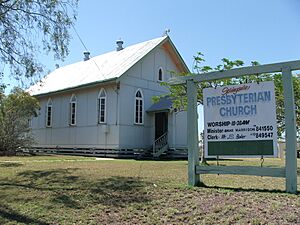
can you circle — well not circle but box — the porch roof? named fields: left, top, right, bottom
left=147, top=96, right=173, bottom=113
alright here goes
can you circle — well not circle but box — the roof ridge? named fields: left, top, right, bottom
left=28, top=36, right=169, bottom=96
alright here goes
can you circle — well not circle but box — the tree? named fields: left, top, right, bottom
left=0, top=0, right=78, bottom=85
left=0, top=88, right=39, bottom=155
left=157, top=52, right=300, bottom=138
left=273, top=73, right=300, bottom=138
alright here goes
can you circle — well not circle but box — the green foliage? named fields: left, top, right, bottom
left=162, top=53, right=247, bottom=111
left=273, top=73, right=300, bottom=137
left=159, top=52, right=300, bottom=137
left=0, top=0, right=78, bottom=85
left=0, top=88, right=40, bottom=155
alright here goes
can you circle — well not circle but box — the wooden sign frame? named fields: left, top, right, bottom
left=169, top=60, right=299, bottom=194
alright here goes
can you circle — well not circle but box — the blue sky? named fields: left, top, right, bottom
left=57, top=0, right=300, bottom=71
left=55, top=0, right=300, bottom=132
left=4, top=0, right=300, bottom=85
left=3, top=0, right=300, bottom=131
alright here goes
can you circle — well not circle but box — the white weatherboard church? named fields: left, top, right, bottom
left=29, top=35, right=189, bottom=157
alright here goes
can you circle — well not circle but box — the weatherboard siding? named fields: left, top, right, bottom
left=31, top=84, right=120, bottom=149
left=30, top=37, right=188, bottom=151
left=166, top=111, right=188, bottom=149
left=118, top=46, right=169, bottom=149
left=117, top=46, right=187, bottom=149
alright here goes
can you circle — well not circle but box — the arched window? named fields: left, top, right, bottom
left=46, top=98, right=52, bottom=127
left=158, top=67, right=164, bottom=82
left=134, top=89, right=143, bottom=124
left=98, top=89, right=106, bottom=123
left=69, top=94, right=77, bottom=126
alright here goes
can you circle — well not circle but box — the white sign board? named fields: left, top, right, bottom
left=203, top=81, right=277, bottom=158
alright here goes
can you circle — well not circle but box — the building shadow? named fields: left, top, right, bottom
left=90, top=176, right=152, bottom=207
left=0, top=169, right=153, bottom=213
left=200, top=184, right=298, bottom=195
left=0, top=204, right=50, bottom=225
left=0, top=162, right=23, bottom=167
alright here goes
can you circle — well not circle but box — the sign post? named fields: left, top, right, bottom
left=187, top=79, right=200, bottom=186
left=282, top=67, right=297, bottom=193
left=169, top=59, right=300, bottom=194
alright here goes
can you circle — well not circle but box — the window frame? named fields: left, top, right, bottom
left=134, top=89, right=144, bottom=125
left=46, top=98, right=53, bottom=127
left=69, top=94, right=77, bottom=126
left=97, top=88, right=107, bottom=124
left=158, top=67, right=164, bottom=82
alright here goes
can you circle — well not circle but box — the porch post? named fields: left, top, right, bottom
left=282, top=67, right=297, bottom=194
left=187, top=79, right=200, bottom=186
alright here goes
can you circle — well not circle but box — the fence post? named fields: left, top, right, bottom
left=282, top=67, right=297, bottom=194
left=187, top=79, right=200, bottom=186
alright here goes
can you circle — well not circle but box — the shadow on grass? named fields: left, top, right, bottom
left=91, top=176, right=151, bottom=207
left=17, top=169, right=80, bottom=188
left=206, top=158, right=244, bottom=162
left=200, top=183, right=298, bottom=194
left=0, top=162, right=23, bottom=167
left=52, top=193, right=82, bottom=209
left=0, top=204, right=50, bottom=225
left=0, top=169, right=152, bottom=211
left=18, top=169, right=79, bottom=180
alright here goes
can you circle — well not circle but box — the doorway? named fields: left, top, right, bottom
left=155, top=112, right=168, bottom=139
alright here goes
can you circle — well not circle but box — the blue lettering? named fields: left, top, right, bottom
left=207, top=91, right=271, bottom=108
left=216, top=96, right=221, bottom=105
left=231, top=94, right=237, bottom=104
left=248, top=93, right=254, bottom=103
left=220, top=107, right=225, bottom=116
left=207, top=97, right=212, bottom=107
left=238, top=106, right=244, bottom=115
left=258, top=92, right=264, bottom=102
left=264, top=91, right=271, bottom=101
left=219, top=105, right=257, bottom=117
left=251, top=104, right=257, bottom=115
left=243, top=93, right=248, bottom=103
left=236, top=94, right=243, bottom=104
left=221, top=95, right=226, bottom=105
left=226, top=95, right=232, bottom=105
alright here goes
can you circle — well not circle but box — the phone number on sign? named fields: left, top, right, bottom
left=254, top=125, right=274, bottom=131
left=250, top=132, right=273, bottom=138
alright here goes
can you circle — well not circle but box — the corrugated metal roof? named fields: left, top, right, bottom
left=28, top=36, right=168, bottom=96
left=147, top=96, right=173, bottom=113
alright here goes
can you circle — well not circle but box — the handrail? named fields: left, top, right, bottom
left=153, top=132, right=168, bottom=156
left=155, top=132, right=168, bottom=143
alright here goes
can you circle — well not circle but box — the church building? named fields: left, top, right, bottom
left=28, top=35, right=189, bottom=157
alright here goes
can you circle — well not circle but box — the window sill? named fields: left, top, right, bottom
left=134, top=123, right=144, bottom=126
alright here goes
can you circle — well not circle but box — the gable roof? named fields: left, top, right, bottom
left=28, top=36, right=189, bottom=96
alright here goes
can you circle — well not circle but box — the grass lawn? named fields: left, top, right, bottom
left=0, top=155, right=299, bottom=225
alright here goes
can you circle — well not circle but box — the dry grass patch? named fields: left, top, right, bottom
left=0, top=155, right=299, bottom=224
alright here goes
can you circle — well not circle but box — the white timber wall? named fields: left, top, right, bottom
left=168, top=111, right=188, bottom=149
left=118, top=46, right=188, bottom=149
left=31, top=45, right=188, bottom=150
left=31, top=84, right=120, bottom=149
